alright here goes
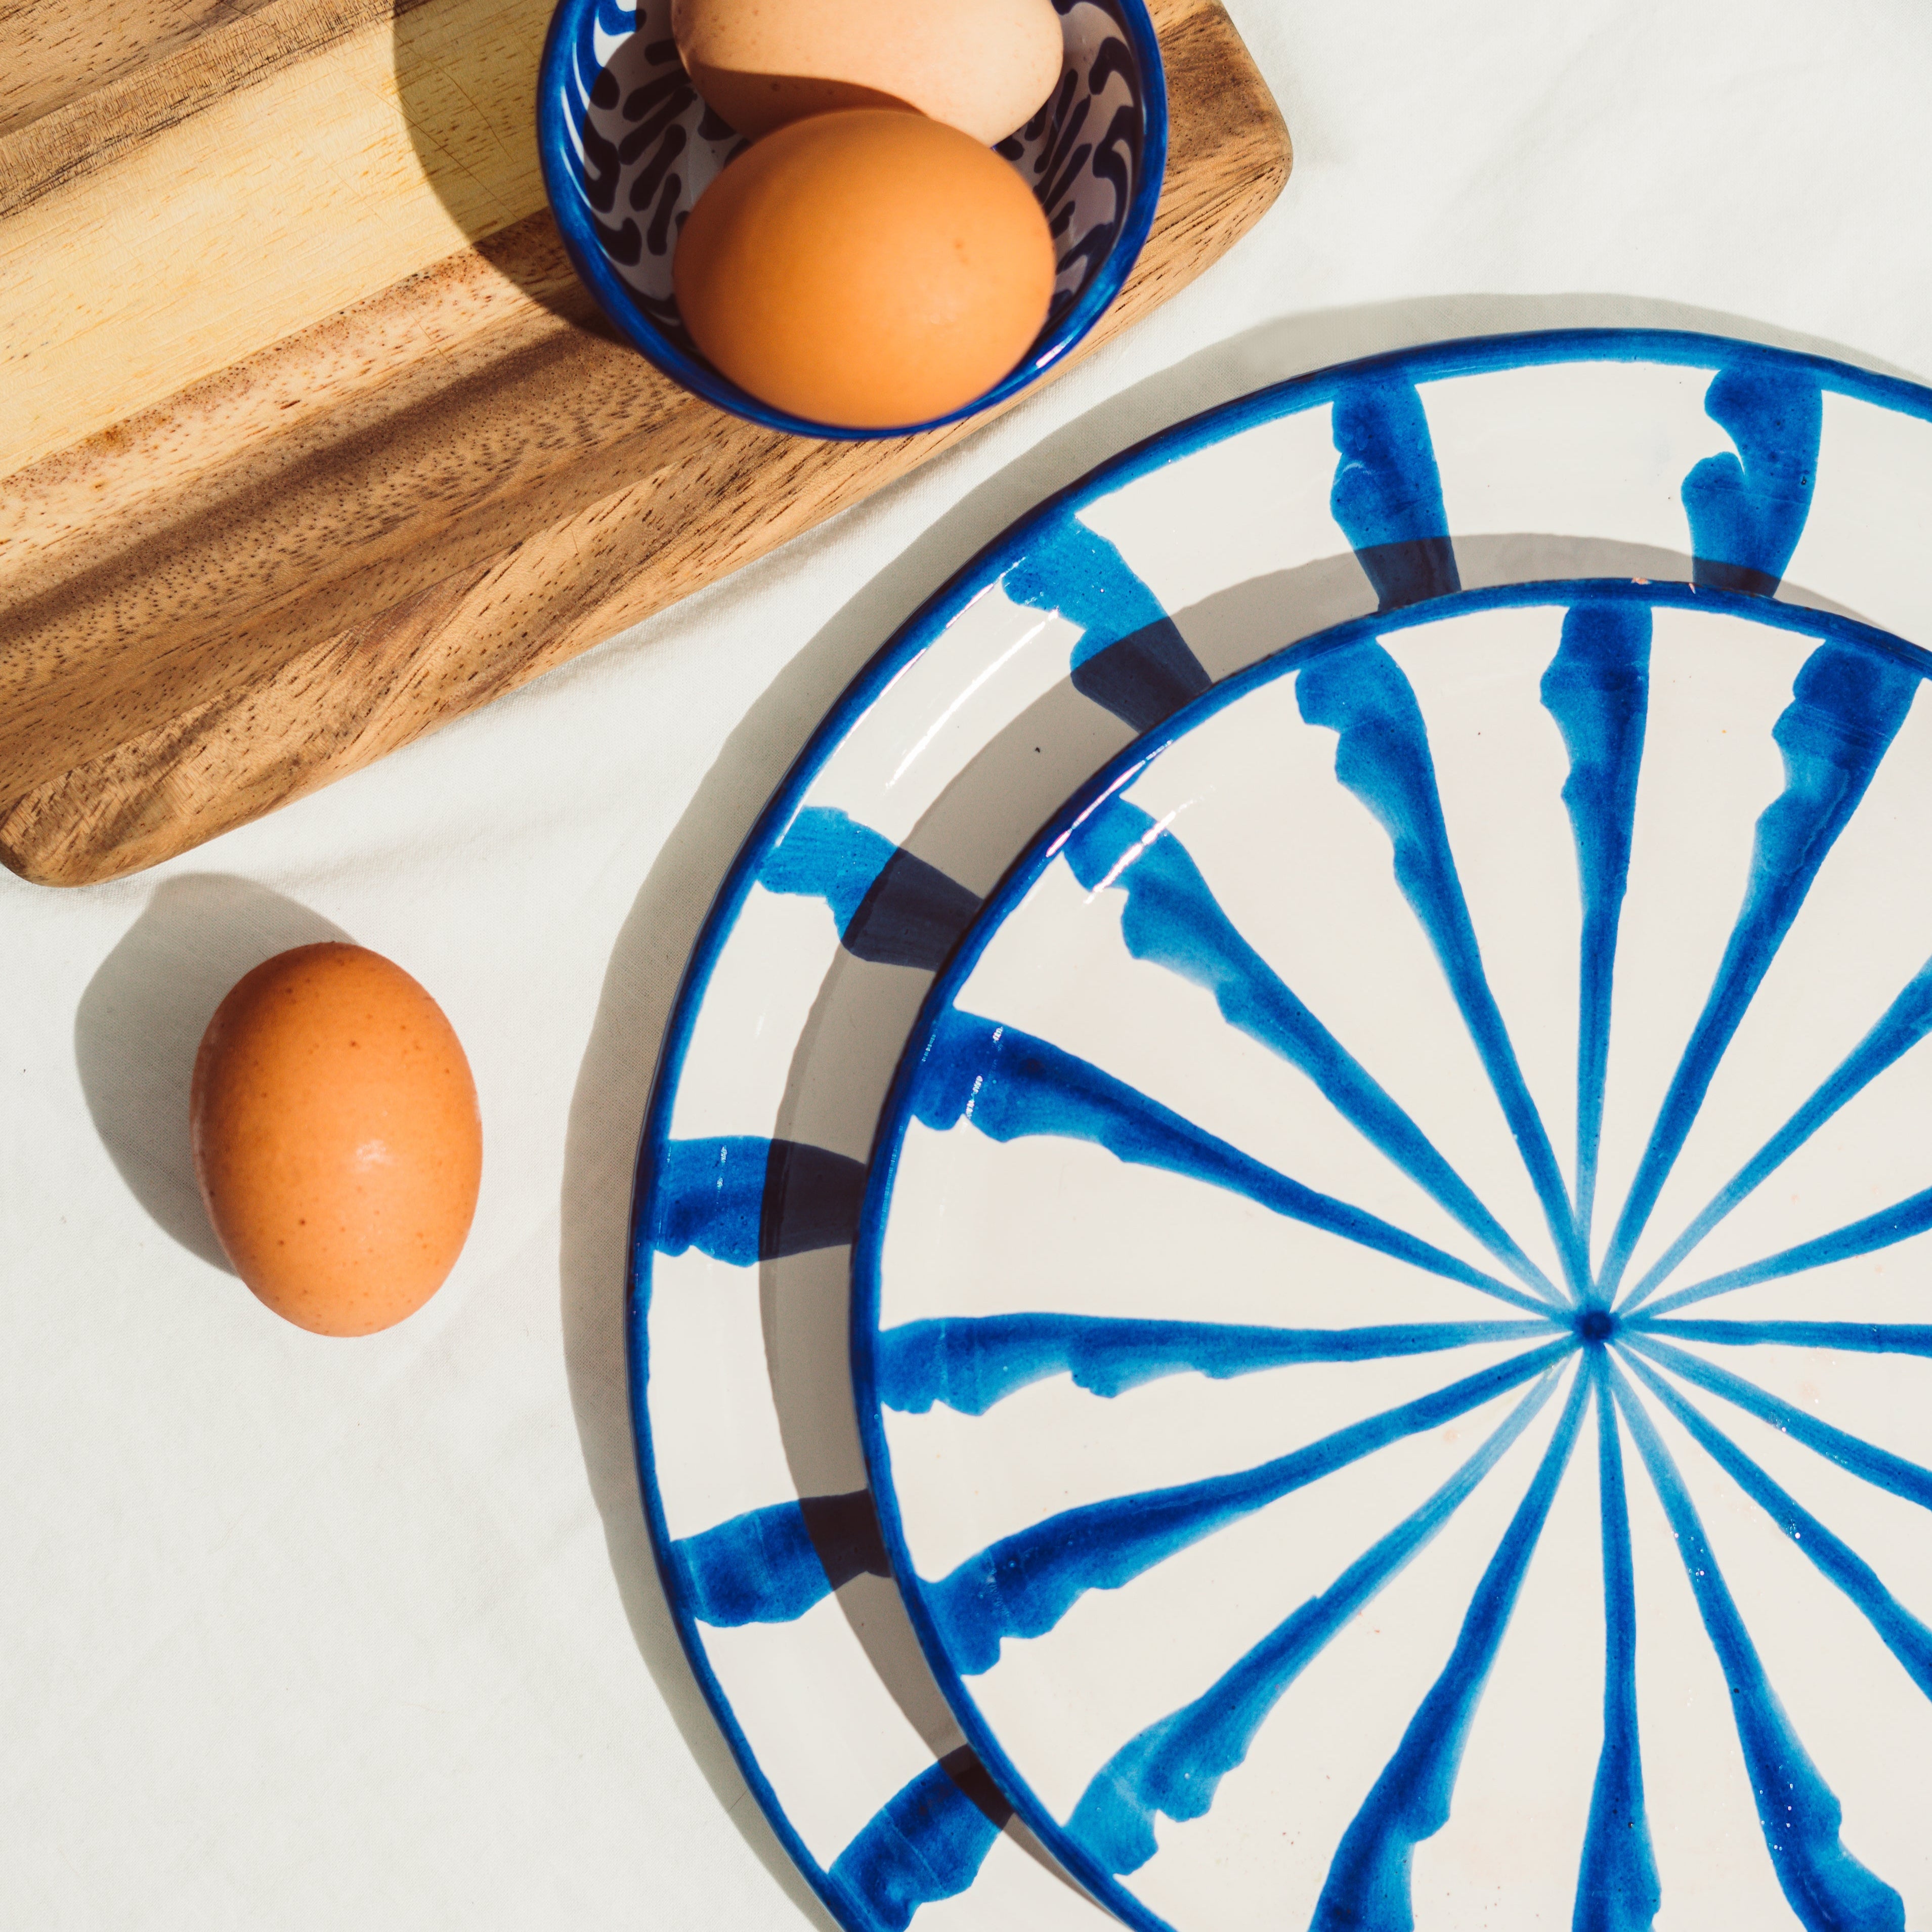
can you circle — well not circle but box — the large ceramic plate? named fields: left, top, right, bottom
left=854, top=578, right=1932, bottom=1932
left=629, top=329, right=1932, bottom=1932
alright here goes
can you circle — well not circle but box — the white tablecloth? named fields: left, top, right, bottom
left=10, top=3, right=1932, bottom=1922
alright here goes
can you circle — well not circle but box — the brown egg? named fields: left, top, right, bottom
left=673, top=109, right=1055, bottom=430
left=672, top=0, right=1063, bottom=144
left=190, top=943, right=482, bottom=1337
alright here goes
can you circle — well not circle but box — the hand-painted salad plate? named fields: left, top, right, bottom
left=853, top=579, right=1932, bottom=1932
left=631, top=328, right=1932, bottom=1932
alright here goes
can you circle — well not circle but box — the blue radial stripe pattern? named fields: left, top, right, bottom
left=1540, top=600, right=1651, bottom=1253
left=1594, top=645, right=1920, bottom=1300
left=856, top=581, right=1932, bottom=1932
left=632, top=334, right=1932, bottom=1932
left=1295, top=637, right=1591, bottom=1299
left=1573, top=1359, right=1659, bottom=1932
left=1063, top=1371, right=1564, bottom=1877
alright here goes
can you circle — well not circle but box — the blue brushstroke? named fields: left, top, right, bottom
left=1638, top=1319, right=1932, bottom=1357
left=876, top=1315, right=1554, bottom=1415
left=1539, top=602, right=1652, bottom=1254
left=648, top=1137, right=768, bottom=1266
left=923, top=1342, right=1571, bottom=1674
left=1622, top=956, right=1932, bottom=1312
left=1609, top=1360, right=1906, bottom=1932
left=1003, top=520, right=1210, bottom=732
left=1642, top=1184, right=1932, bottom=1319
left=670, top=1502, right=826, bottom=1625
left=909, top=1011, right=1552, bottom=1314
left=668, top=1491, right=888, bottom=1626
left=1574, top=1359, right=1660, bottom=1932
left=1621, top=1352, right=1932, bottom=1704
left=1684, top=365, right=1823, bottom=598
left=828, top=1748, right=1011, bottom=1932
left=1060, top=791, right=1563, bottom=1302
left=1006, top=519, right=1171, bottom=654
left=758, top=805, right=979, bottom=970
left=1296, top=640, right=1589, bottom=1299
left=761, top=806, right=901, bottom=933
left=1310, top=1365, right=1591, bottom=1932
left=1064, top=1371, right=1562, bottom=1876
left=1599, top=644, right=1920, bottom=1300
left=1329, top=378, right=1461, bottom=610
left=1623, top=1334, right=1932, bottom=1513
left=647, top=1136, right=866, bottom=1264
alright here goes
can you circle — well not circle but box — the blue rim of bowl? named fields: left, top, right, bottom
left=624, top=327, right=1932, bottom=1932
left=843, top=572, right=1932, bottom=1932
left=535, top=0, right=1171, bottom=442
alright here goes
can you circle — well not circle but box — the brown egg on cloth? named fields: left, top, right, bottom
left=671, top=0, right=1063, bottom=143
left=190, top=943, right=482, bottom=1337
left=673, top=109, right=1056, bottom=429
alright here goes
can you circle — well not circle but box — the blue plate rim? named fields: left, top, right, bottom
left=535, top=0, right=1171, bottom=442
left=624, top=325, right=1932, bottom=1932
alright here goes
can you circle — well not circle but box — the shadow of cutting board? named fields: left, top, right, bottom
left=0, top=0, right=1289, bottom=886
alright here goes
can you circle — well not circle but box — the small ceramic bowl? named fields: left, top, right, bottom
left=535, top=0, right=1167, bottom=440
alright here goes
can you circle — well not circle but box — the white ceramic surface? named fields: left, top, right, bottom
left=633, top=332, right=1932, bottom=1932
left=857, top=583, right=1932, bottom=1932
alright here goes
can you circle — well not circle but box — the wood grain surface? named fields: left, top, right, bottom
left=0, top=0, right=1289, bottom=886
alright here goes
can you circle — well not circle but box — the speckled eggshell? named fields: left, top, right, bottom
left=671, top=0, right=1063, bottom=143
left=672, top=108, right=1056, bottom=429
left=190, top=943, right=483, bottom=1337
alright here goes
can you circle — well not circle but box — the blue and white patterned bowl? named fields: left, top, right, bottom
left=535, top=0, right=1166, bottom=439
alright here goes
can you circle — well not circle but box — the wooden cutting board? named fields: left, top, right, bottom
left=0, top=0, right=1289, bottom=887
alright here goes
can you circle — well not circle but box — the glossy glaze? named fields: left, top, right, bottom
left=630, top=332, right=1932, bottom=1932
left=858, top=584, right=1932, bottom=1931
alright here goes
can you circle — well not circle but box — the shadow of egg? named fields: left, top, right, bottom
left=678, top=64, right=913, bottom=141
left=74, top=876, right=352, bottom=1273
left=389, top=0, right=607, bottom=326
